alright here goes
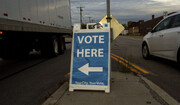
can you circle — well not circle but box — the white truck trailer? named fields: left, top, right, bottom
left=0, top=0, right=72, bottom=59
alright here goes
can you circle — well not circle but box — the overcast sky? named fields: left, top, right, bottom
left=70, top=0, right=180, bottom=25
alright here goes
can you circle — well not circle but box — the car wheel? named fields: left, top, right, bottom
left=53, top=37, right=59, bottom=55
left=40, top=36, right=59, bottom=57
left=142, top=43, right=151, bottom=59
left=58, top=37, right=65, bottom=55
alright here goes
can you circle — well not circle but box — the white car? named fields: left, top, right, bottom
left=142, top=13, right=180, bottom=64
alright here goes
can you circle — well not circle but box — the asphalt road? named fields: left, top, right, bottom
left=111, top=36, right=180, bottom=103
left=0, top=36, right=180, bottom=105
left=0, top=44, right=71, bottom=105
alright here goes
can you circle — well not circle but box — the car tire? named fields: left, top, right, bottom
left=142, top=43, right=151, bottom=59
left=41, top=36, right=59, bottom=57
left=52, top=36, right=59, bottom=56
left=58, top=37, right=65, bottom=55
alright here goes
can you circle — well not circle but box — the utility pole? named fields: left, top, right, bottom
left=77, top=7, right=85, bottom=26
left=106, top=0, right=112, bottom=42
left=106, top=0, right=111, bottom=23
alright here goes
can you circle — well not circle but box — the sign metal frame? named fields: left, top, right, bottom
left=69, top=23, right=111, bottom=93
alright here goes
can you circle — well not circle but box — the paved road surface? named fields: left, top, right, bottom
left=0, top=44, right=71, bottom=105
left=1, top=36, right=180, bottom=105
left=111, top=36, right=180, bottom=103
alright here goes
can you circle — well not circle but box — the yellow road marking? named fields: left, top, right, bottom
left=111, top=53, right=149, bottom=74
left=111, top=55, right=140, bottom=74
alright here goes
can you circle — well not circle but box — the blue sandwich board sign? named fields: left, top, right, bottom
left=69, top=23, right=110, bottom=93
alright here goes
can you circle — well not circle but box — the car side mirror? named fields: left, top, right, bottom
left=146, top=28, right=153, bottom=33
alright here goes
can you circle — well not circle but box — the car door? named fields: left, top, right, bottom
left=149, top=17, right=172, bottom=55
left=162, top=14, right=180, bottom=60
left=149, top=30, right=164, bottom=53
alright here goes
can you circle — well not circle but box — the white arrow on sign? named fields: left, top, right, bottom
left=78, top=63, right=103, bottom=76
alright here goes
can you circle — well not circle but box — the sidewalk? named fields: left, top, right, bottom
left=42, top=71, right=171, bottom=105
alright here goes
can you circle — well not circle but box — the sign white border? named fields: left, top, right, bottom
left=69, top=24, right=111, bottom=93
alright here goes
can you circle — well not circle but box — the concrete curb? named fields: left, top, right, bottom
left=140, top=76, right=180, bottom=105
left=42, top=82, right=68, bottom=105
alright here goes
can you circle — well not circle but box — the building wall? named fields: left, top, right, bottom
left=139, top=16, right=163, bottom=35
left=128, top=26, right=139, bottom=34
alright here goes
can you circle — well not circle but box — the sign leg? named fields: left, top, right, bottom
left=105, top=89, right=110, bottom=93
left=69, top=88, right=74, bottom=92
